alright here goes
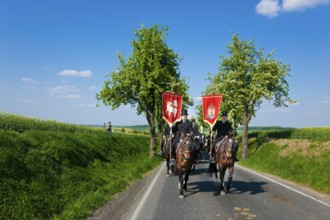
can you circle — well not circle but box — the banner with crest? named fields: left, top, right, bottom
left=162, top=92, right=183, bottom=126
left=202, top=94, right=223, bottom=127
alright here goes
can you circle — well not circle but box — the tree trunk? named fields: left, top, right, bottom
left=146, top=111, right=156, bottom=157
left=241, top=112, right=250, bottom=159
left=158, top=121, right=163, bottom=152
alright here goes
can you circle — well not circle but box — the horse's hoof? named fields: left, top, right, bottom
left=220, top=191, right=226, bottom=195
left=166, top=174, right=170, bottom=177
left=179, top=194, right=184, bottom=199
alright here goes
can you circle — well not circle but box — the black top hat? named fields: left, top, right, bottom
left=221, top=111, right=228, bottom=116
left=181, top=109, right=188, bottom=115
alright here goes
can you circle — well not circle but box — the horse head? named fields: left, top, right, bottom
left=228, top=129, right=237, bottom=138
left=177, top=132, right=195, bottom=164
left=222, top=136, right=235, bottom=158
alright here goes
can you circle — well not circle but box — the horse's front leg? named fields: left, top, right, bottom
left=183, top=168, right=191, bottom=191
left=178, top=169, right=184, bottom=198
left=166, top=157, right=170, bottom=176
left=219, top=166, right=226, bottom=195
left=226, top=166, right=234, bottom=192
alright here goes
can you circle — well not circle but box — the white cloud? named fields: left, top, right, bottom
left=87, top=85, right=97, bottom=91
left=21, top=77, right=39, bottom=84
left=193, top=96, right=202, bottom=101
left=256, top=0, right=330, bottom=17
left=65, top=94, right=81, bottom=99
left=79, top=103, right=96, bottom=108
left=321, top=100, right=330, bottom=104
left=282, top=0, right=330, bottom=11
left=256, top=0, right=281, bottom=18
left=48, top=85, right=77, bottom=95
left=57, top=69, right=92, bottom=77
left=14, top=98, right=41, bottom=103
left=48, top=85, right=80, bottom=99
left=260, top=106, right=292, bottom=113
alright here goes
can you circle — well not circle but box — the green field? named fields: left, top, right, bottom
left=0, top=113, right=162, bottom=220
left=1, top=112, right=329, bottom=219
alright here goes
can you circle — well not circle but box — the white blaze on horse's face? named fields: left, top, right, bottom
left=225, top=138, right=234, bottom=158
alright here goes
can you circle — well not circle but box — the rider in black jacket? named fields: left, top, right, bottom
left=212, top=111, right=239, bottom=162
left=171, top=109, right=193, bottom=165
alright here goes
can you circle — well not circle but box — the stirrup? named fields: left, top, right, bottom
left=170, top=158, right=176, bottom=166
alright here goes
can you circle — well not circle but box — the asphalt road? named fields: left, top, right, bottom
left=123, top=161, right=330, bottom=220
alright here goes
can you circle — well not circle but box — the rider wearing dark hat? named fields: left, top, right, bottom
left=170, top=109, right=193, bottom=166
left=211, top=111, right=239, bottom=162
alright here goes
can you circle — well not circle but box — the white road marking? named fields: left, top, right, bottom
left=236, top=164, right=330, bottom=208
left=129, top=163, right=165, bottom=220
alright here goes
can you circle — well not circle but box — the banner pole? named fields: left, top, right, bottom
left=169, top=125, right=172, bottom=161
left=209, top=126, right=213, bottom=161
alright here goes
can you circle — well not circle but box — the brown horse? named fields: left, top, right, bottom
left=163, top=134, right=174, bottom=176
left=175, top=132, right=195, bottom=198
left=214, top=131, right=237, bottom=195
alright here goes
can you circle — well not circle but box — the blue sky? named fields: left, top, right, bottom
left=1, top=0, right=329, bottom=128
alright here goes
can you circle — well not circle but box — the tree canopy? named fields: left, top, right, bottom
left=205, top=34, right=296, bottom=159
left=97, top=24, right=192, bottom=156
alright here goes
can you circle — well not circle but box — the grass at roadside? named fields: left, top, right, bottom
left=238, top=132, right=330, bottom=195
left=0, top=115, right=162, bottom=220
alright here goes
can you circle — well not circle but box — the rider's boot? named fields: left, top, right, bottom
left=211, top=145, right=218, bottom=163
left=194, top=154, right=199, bottom=164
left=170, top=151, right=176, bottom=166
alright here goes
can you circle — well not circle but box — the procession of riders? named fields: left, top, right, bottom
left=160, top=109, right=239, bottom=167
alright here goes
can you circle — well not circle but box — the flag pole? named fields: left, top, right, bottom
left=209, top=126, right=213, bottom=161
left=169, top=124, right=172, bottom=161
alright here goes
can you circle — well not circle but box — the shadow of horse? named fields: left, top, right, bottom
left=185, top=178, right=267, bottom=197
left=177, top=165, right=268, bottom=198
left=223, top=180, right=267, bottom=195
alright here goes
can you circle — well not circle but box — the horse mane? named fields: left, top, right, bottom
left=180, top=131, right=194, bottom=139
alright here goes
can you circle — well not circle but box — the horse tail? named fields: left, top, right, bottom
left=207, top=162, right=217, bottom=177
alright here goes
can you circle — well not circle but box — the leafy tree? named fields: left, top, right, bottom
left=194, top=104, right=210, bottom=135
left=205, top=34, right=296, bottom=159
left=97, top=24, right=192, bottom=157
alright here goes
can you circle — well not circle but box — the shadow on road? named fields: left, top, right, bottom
left=185, top=167, right=267, bottom=197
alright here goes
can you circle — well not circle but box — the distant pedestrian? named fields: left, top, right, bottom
left=106, top=121, right=112, bottom=134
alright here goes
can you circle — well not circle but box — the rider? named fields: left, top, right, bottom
left=170, top=109, right=193, bottom=166
left=191, top=118, right=200, bottom=164
left=211, top=111, right=239, bottom=162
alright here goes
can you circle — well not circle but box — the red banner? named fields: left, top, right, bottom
left=162, top=92, right=183, bottom=126
left=202, top=94, right=223, bottom=127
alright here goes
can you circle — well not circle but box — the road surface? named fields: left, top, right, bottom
left=123, top=161, right=330, bottom=220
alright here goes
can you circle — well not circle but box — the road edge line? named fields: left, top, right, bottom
left=236, top=164, right=330, bottom=208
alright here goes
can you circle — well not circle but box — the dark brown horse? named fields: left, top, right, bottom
left=175, top=132, right=195, bottom=198
left=163, top=134, right=174, bottom=176
left=214, top=131, right=237, bottom=195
